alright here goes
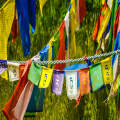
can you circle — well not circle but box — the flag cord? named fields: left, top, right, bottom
left=8, top=49, right=120, bottom=65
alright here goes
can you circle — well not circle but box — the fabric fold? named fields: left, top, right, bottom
left=54, top=21, right=66, bottom=70
left=0, top=0, right=15, bottom=60
left=16, top=0, right=36, bottom=56
left=2, top=60, right=32, bottom=120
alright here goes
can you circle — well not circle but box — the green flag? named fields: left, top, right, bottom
left=90, top=63, right=104, bottom=92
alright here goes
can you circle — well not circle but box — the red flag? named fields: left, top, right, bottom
left=11, top=5, right=19, bottom=43
left=54, top=21, right=66, bottom=70
left=77, top=0, right=87, bottom=23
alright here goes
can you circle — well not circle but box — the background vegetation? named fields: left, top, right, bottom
left=0, top=0, right=119, bottom=119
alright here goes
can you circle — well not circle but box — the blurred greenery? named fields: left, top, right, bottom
left=0, top=0, right=119, bottom=120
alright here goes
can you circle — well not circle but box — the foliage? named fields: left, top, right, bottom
left=0, top=0, right=119, bottom=120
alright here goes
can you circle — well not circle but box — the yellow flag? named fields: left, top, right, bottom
left=0, top=0, right=15, bottom=60
left=102, top=0, right=105, bottom=5
left=48, top=37, right=54, bottom=68
left=39, top=66, right=53, bottom=88
left=0, top=0, right=15, bottom=80
left=96, top=7, right=111, bottom=48
left=113, top=73, right=120, bottom=93
left=1, top=70, right=8, bottom=80
left=39, top=0, right=47, bottom=16
left=70, top=0, right=77, bottom=57
left=101, top=56, right=113, bottom=84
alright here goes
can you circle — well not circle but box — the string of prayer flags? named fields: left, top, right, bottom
left=54, top=21, right=66, bottom=70
left=2, top=60, right=32, bottom=120
left=52, top=70, right=64, bottom=95
left=16, top=0, right=36, bottom=56
left=39, top=66, right=53, bottom=88
left=7, top=62, right=19, bottom=82
left=28, top=62, right=42, bottom=86
left=70, top=0, right=77, bottom=57
left=39, top=0, right=47, bottom=16
left=78, top=67, right=90, bottom=96
left=90, top=64, right=104, bottom=92
left=0, top=0, right=15, bottom=60
left=65, top=71, right=78, bottom=100
left=101, top=56, right=113, bottom=84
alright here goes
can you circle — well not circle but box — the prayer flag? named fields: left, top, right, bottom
left=107, top=0, right=113, bottom=9
left=0, top=60, right=7, bottom=75
left=54, top=21, right=66, bottom=70
left=90, top=64, right=104, bottom=92
left=112, top=31, right=120, bottom=65
left=48, top=37, right=54, bottom=68
left=52, top=70, right=64, bottom=95
left=40, top=45, right=49, bottom=62
left=11, top=6, right=18, bottom=43
left=27, top=54, right=45, bottom=113
left=113, top=54, right=120, bottom=82
left=26, top=86, right=45, bottom=112
left=78, top=67, right=90, bottom=96
left=0, top=0, right=15, bottom=60
left=113, top=5, right=120, bottom=40
left=64, top=11, right=70, bottom=62
left=107, top=55, right=120, bottom=99
left=65, top=71, right=78, bottom=99
left=96, top=7, right=111, bottom=48
left=102, top=0, right=106, bottom=5
left=92, top=3, right=107, bottom=41
left=39, top=67, right=53, bottom=88
left=113, top=73, right=120, bottom=93
left=8, top=62, right=19, bottom=82
left=101, top=56, right=113, bottom=84
left=0, top=60, right=8, bottom=80
left=64, top=64, right=88, bottom=88
left=39, top=0, right=47, bottom=16
left=2, top=60, right=32, bottom=120
left=28, top=62, right=42, bottom=86
left=16, top=0, right=36, bottom=56
left=52, top=31, right=60, bottom=60
left=77, top=0, right=87, bottom=24
left=70, top=0, right=77, bottom=57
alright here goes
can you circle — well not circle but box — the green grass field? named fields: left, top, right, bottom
left=0, top=0, right=119, bottom=119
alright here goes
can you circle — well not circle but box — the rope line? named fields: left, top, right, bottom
left=7, top=50, right=120, bottom=65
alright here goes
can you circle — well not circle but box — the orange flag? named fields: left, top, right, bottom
left=79, top=67, right=90, bottom=96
